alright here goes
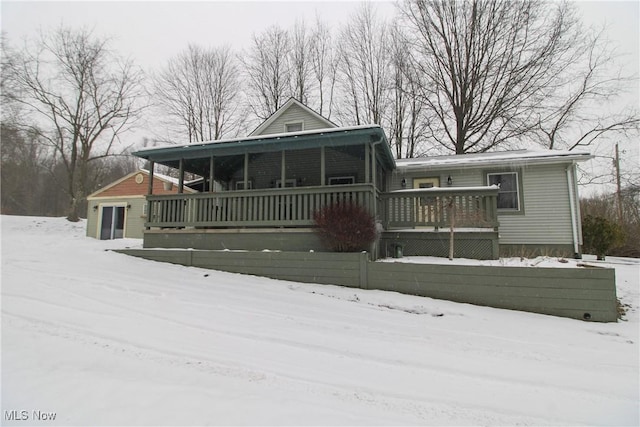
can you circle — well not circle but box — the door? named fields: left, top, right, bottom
left=414, top=177, right=440, bottom=225
left=100, top=206, right=125, bottom=240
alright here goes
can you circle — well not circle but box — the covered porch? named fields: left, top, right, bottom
left=133, top=126, right=500, bottom=259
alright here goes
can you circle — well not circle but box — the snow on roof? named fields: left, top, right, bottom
left=391, top=185, right=498, bottom=193
left=142, top=169, right=179, bottom=185
left=396, top=149, right=593, bottom=170
left=145, top=124, right=384, bottom=152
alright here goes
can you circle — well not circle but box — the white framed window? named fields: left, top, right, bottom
left=487, top=172, right=520, bottom=211
left=275, top=178, right=297, bottom=188
left=235, top=180, right=253, bottom=190
left=285, top=122, right=303, bottom=133
left=328, top=176, right=355, bottom=185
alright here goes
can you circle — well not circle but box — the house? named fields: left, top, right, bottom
left=389, top=150, right=593, bottom=258
left=132, top=97, right=397, bottom=256
left=86, top=169, right=196, bottom=239
left=130, top=98, right=592, bottom=259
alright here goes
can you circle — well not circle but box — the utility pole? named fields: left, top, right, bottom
left=615, top=142, right=623, bottom=224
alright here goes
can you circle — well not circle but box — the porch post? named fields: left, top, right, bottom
left=371, top=143, right=377, bottom=220
left=281, top=150, right=286, bottom=187
left=146, top=161, right=154, bottom=231
left=178, top=158, right=185, bottom=193
left=365, top=143, right=371, bottom=184
left=371, top=143, right=377, bottom=189
left=209, top=155, right=215, bottom=192
left=243, top=153, right=249, bottom=189
left=147, top=161, right=155, bottom=195
left=320, top=146, right=326, bottom=186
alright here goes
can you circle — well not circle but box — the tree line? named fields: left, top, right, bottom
left=1, top=0, right=638, bottom=223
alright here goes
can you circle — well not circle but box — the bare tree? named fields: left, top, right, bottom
left=336, top=3, right=391, bottom=127
left=241, top=25, right=292, bottom=120
left=309, top=16, right=337, bottom=119
left=154, top=44, right=241, bottom=143
left=534, top=26, right=639, bottom=150
left=400, top=0, right=580, bottom=154
left=4, top=27, right=144, bottom=221
left=289, top=20, right=315, bottom=105
left=387, top=24, right=433, bottom=158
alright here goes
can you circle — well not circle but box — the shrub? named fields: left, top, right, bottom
left=313, top=202, right=377, bottom=252
left=582, top=215, right=625, bottom=260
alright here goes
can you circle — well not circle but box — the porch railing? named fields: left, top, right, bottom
left=146, top=184, right=378, bottom=229
left=380, top=187, right=499, bottom=230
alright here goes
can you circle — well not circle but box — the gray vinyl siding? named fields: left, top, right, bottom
left=86, top=196, right=146, bottom=239
left=391, top=163, right=575, bottom=246
left=498, top=164, right=572, bottom=245
left=258, top=104, right=333, bottom=135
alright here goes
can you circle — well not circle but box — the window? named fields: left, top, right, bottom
left=275, top=178, right=297, bottom=188
left=413, top=177, right=440, bottom=189
left=487, top=172, right=520, bottom=211
left=235, top=180, right=253, bottom=190
left=285, top=122, right=303, bottom=133
left=328, top=176, right=355, bottom=185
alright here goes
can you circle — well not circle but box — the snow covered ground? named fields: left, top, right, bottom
left=2, top=215, right=638, bottom=426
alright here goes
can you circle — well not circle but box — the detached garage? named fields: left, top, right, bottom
left=86, top=170, right=194, bottom=239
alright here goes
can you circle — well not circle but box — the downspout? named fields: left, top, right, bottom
left=566, top=162, right=580, bottom=258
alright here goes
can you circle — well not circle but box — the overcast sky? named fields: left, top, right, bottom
left=3, top=1, right=638, bottom=76
left=2, top=0, right=638, bottom=187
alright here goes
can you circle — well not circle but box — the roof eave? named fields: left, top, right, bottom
left=396, top=152, right=594, bottom=171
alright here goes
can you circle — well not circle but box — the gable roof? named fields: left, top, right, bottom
left=248, top=98, right=337, bottom=136
left=87, top=169, right=197, bottom=199
left=395, top=149, right=593, bottom=171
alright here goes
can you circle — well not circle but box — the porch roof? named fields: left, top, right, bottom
left=133, top=125, right=396, bottom=175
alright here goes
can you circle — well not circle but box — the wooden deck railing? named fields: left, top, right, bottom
left=380, top=187, right=499, bottom=230
left=146, top=184, right=378, bottom=228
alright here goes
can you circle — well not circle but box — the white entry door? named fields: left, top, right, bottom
left=100, top=206, right=125, bottom=240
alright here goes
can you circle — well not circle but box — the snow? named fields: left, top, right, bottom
left=2, top=215, right=639, bottom=426
left=390, top=185, right=498, bottom=193
left=139, top=123, right=383, bottom=152
left=395, top=149, right=593, bottom=169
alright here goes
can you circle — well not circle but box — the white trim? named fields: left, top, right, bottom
left=87, top=169, right=197, bottom=199
left=96, top=202, right=128, bottom=239
left=328, top=176, right=355, bottom=185
left=88, top=195, right=146, bottom=201
left=567, top=164, right=580, bottom=256
left=275, top=178, right=297, bottom=188
left=487, top=171, right=520, bottom=211
left=249, top=98, right=336, bottom=136
left=284, top=121, right=304, bottom=133
left=235, top=180, right=253, bottom=190
left=396, top=149, right=593, bottom=171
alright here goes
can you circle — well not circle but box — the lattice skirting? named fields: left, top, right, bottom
left=380, top=231, right=499, bottom=260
